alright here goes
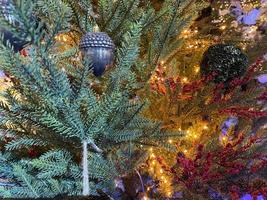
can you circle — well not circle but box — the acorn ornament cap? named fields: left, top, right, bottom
left=79, top=32, right=115, bottom=77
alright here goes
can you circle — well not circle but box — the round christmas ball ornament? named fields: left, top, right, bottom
left=79, top=32, right=115, bottom=77
left=0, top=0, right=28, bottom=52
left=200, top=44, right=249, bottom=84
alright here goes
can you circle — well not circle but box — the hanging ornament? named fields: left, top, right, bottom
left=0, top=0, right=28, bottom=52
left=79, top=32, right=115, bottom=77
left=200, top=44, right=249, bottom=84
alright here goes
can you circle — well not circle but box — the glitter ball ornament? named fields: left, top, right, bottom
left=200, top=44, right=249, bottom=83
left=0, top=0, right=28, bottom=52
left=79, top=32, right=115, bottom=77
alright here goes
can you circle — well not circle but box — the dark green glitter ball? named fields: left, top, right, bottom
left=200, top=44, right=249, bottom=83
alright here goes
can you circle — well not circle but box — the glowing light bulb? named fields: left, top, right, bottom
left=184, top=149, right=188, bottom=153
left=160, top=169, right=163, bottom=173
left=222, top=136, right=227, bottom=141
left=151, top=153, right=155, bottom=158
left=168, top=139, right=173, bottom=144
left=182, top=77, right=188, bottom=83
left=220, top=25, right=226, bottom=30
left=203, top=125, right=208, bottom=130
left=193, top=134, right=197, bottom=138
left=149, top=148, right=153, bottom=152
left=194, top=67, right=200, bottom=73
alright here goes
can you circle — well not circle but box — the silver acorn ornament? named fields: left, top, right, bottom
left=79, top=32, right=115, bottom=77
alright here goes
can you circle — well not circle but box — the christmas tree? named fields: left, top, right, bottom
left=0, top=0, right=208, bottom=198
left=0, top=0, right=266, bottom=199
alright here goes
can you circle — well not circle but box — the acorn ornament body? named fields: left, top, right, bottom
left=200, top=44, right=249, bottom=84
left=79, top=32, right=115, bottom=77
left=0, top=0, right=27, bottom=52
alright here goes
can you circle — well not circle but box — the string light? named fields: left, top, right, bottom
left=168, top=139, right=173, bottom=144
left=220, top=25, right=226, bottom=30
left=182, top=77, right=188, bottom=83
left=194, top=66, right=200, bottom=73
left=203, top=125, right=209, bottom=130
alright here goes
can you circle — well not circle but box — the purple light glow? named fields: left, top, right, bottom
left=240, top=194, right=265, bottom=200
left=257, top=74, right=267, bottom=83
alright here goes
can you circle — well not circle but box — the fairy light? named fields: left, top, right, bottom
left=220, top=25, right=226, bottom=30
left=182, top=77, right=188, bottom=83
left=142, top=196, right=149, bottom=200
left=160, top=169, right=163, bottom=174
left=193, top=134, right=198, bottom=139
left=168, top=139, right=173, bottom=144
left=203, top=125, right=209, bottom=130
left=183, top=149, right=188, bottom=153
left=194, top=66, right=200, bottom=73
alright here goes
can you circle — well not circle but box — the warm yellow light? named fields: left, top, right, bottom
left=186, top=130, right=190, bottom=134
left=152, top=161, right=156, bottom=165
left=182, top=77, right=188, bottom=83
left=164, top=180, right=167, bottom=183
left=183, top=149, right=188, bottom=153
left=151, top=153, right=155, bottom=158
left=150, top=167, right=153, bottom=171
left=194, top=66, right=200, bottom=73
left=220, top=25, right=226, bottom=30
left=149, top=148, right=153, bottom=152
left=142, top=196, right=149, bottom=200
left=62, top=36, right=67, bottom=42
left=160, top=60, right=165, bottom=65
left=168, top=139, right=173, bottom=144
left=160, top=169, right=163, bottom=173
left=222, top=136, right=227, bottom=141
left=203, top=125, right=208, bottom=130
left=193, top=134, right=197, bottom=138
left=183, top=29, right=189, bottom=34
